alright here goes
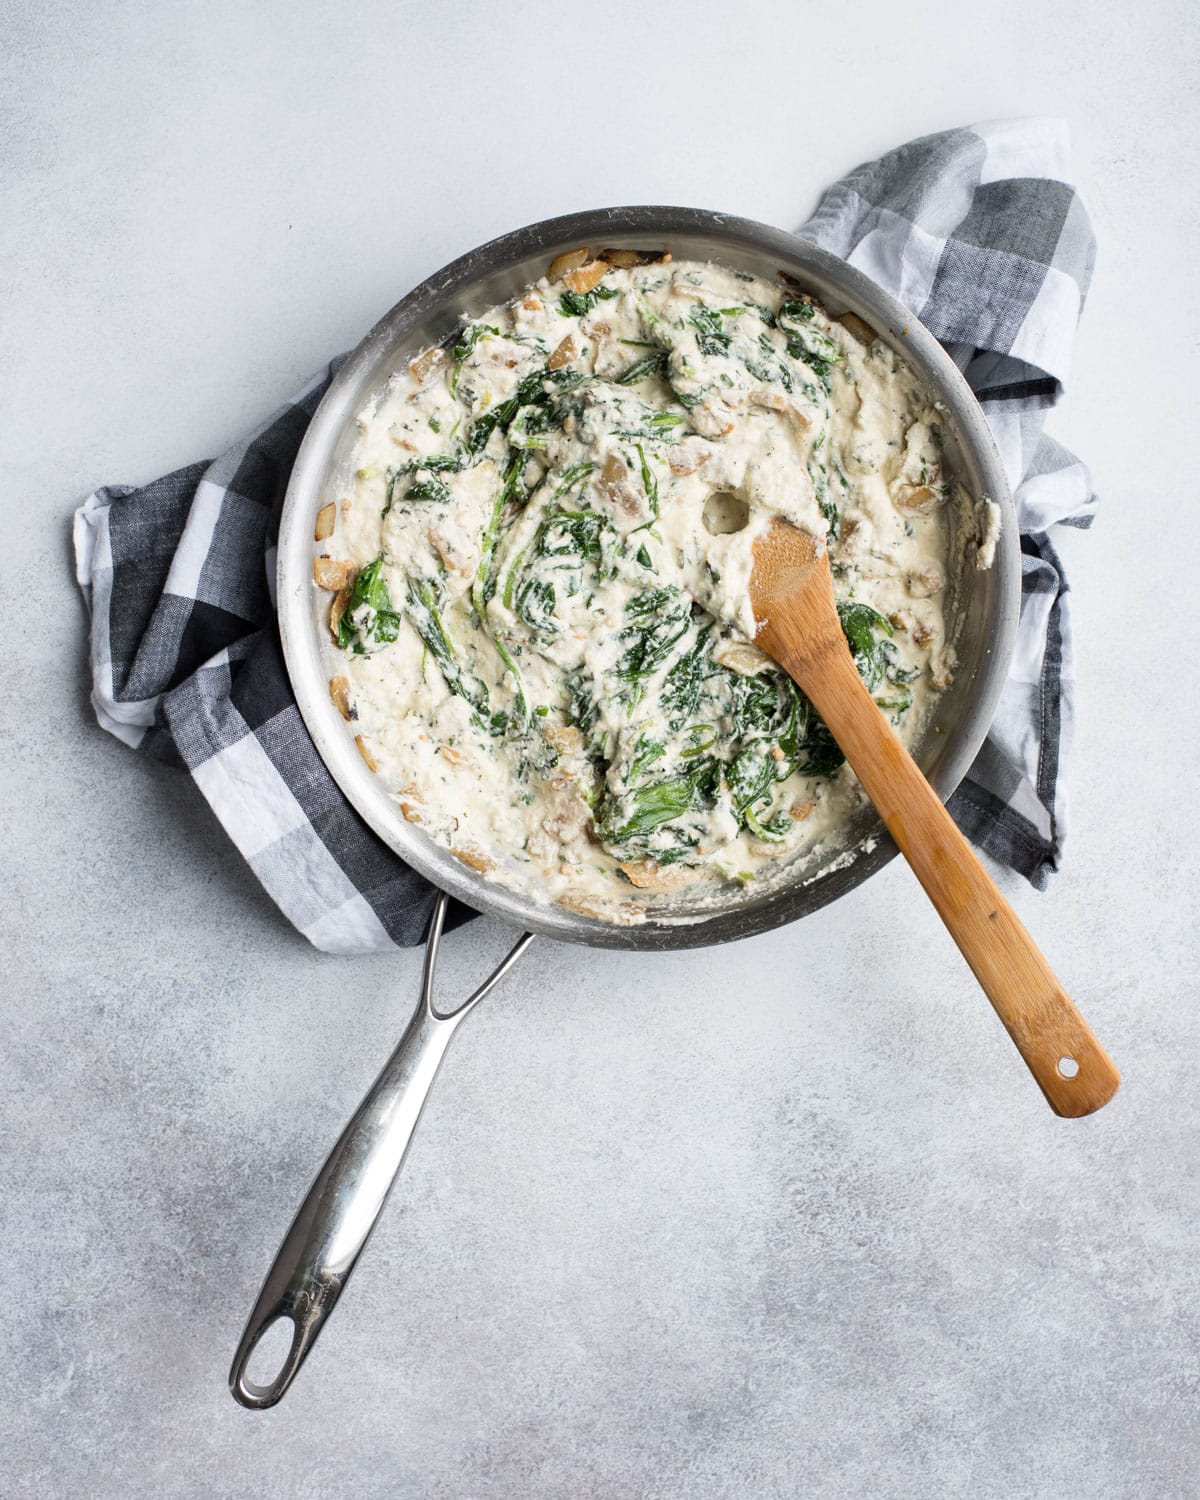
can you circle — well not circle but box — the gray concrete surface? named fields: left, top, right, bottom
left=3, top=1, right=1198, bottom=1495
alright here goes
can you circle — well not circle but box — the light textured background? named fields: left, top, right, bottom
left=3, top=2, right=1198, bottom=1496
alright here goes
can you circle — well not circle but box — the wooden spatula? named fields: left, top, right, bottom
left=751, top=521, right=1119, bottom=1117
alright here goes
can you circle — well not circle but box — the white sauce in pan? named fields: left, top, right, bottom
left=313, top=253, right=993, bottom=924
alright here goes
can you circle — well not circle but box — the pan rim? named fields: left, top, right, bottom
left=276, top=204, right=1019, bottom=950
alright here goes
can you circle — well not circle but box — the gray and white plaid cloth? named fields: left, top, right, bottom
left=74, top=117, right=1097, bottom=955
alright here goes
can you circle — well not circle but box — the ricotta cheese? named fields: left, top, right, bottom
left=315, top=253, right=988, bottom=923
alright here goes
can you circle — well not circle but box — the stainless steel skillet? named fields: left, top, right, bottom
left=230, top=207, right=1019, bottom=1407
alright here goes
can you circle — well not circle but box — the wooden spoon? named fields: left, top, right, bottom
left=751, top=521, right=1119, bottom=1118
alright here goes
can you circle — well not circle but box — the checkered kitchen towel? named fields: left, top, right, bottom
left=74, top=117, right=1097, bottom=954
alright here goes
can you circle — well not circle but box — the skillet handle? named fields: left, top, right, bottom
left=229, top=894, right=534, bottom=1409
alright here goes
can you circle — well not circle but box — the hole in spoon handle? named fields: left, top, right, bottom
left=1017, top=1013, right=1120, bottom=1118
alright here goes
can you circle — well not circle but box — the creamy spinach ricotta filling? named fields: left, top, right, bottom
left=315, top=252, right=974, bottom=923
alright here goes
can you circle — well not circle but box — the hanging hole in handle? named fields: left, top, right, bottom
left=231, top=1314, right=300, bottom=1409
left=1057, top=1056, right=1080, bottom=1079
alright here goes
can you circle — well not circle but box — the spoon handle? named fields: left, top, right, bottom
left=781, top=641, right=1119, bottom=1118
